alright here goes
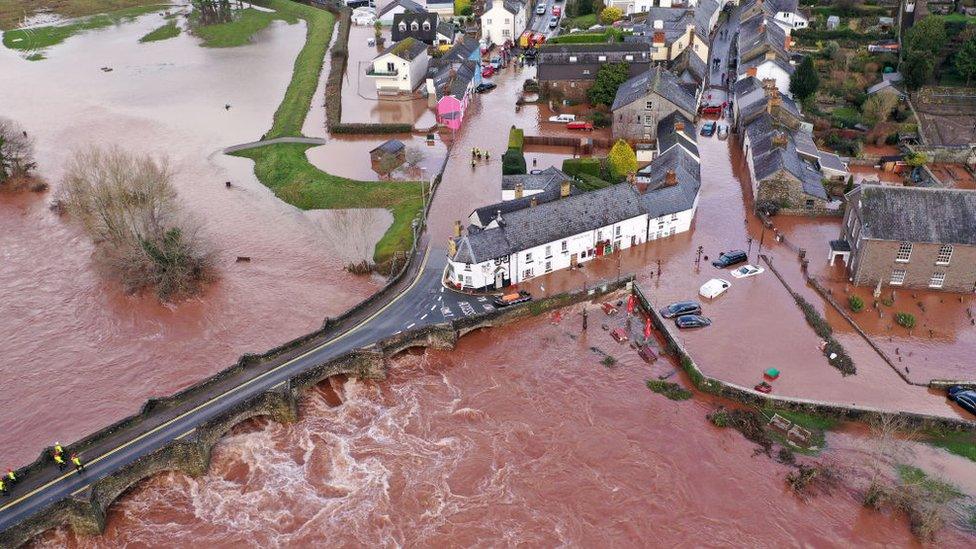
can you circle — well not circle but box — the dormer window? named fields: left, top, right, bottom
left=422, top=20, right=431, bottom=31
left=398, top=22, right=406, bottom=32
left=569, top=55, right=578, bottom=62
left=410, top=21, right=419, bottom=31
left=598, top=55, right=607, bottom=61
left=624, top=54, right=634, bottom=61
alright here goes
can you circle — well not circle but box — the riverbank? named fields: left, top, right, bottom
left=233, top=0, right=426, bottom=266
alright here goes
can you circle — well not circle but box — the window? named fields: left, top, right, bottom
left=486, top=18, right=492, bottom=24
left=890, top=269, right=906, bottom=285
left=669, top=227, right=676, bottom=236
left=525, top=252, right=533, bottom=263
left=464, top=263, right=471, bottom=271
left=936, top=244, right=953, bottom=265
left=805, top=199, right=815, bottom=209
left=545, top=245, right=552, bottom=258
left=598, top=55, right=607, bottom=61
left=545, top=261, right=552, bottom=273
left=464, top=275, right=472, bottom=286
left=645, top=101, right=653, bottom=110
left=398, top=22, right=406, bottom=32
left=896, top=242, right=912, bottom=262
left=624, top=55, right=634, bottom=61
left=422, top=21, right=430, bottom=31
left=503, top=29, right=511, bottom=37
left=386, top=61, right=396, bottom=72
left=929, top=271, right=946, bottom=289
left=523, top=268, right=533, bottom=279
left=615, top=226, right=621, bottom=237
left=410, top=21, right=419, bottom=31
left=504, top=18, right=510, bottom=24
left=561, top=240, right=568, bottom=253
left=582, top=69, right=590, bottom=75
left=597, top=230, right=603, bottom=241
left=670, top=213, right=678, bottom=221
left=569, top=56, right=578, bottom=62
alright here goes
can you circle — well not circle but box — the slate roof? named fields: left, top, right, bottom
left=378, top=0, right=426, bottom=18
left=635, top=145, right=701, bottom=218
left=866, top=80, right=905, bottom=96
left=855, top=185, right=976, bottom=246
left=380, top=36, right=429, bottom=61
left=656, top=111, right=699, bottom=158
left=437, top=20, right=456, bottom=40
left=442, top=36, right=479, bottom=63
left=392, top=12, right=439, bottom=43
left=626, top=8, right=695, bottom=44
left=370, top=139, right=405, bottom=155
left=695, top=0, right=721, bottom=39
left=746, top=116, right=827, bottom=200
left=456, top=184, right=644, bottom=263
left=817, top=151, right=849, bottom=173
left=470, top=182, right=578, bottom=228
left=737, top=53, right=794, bottom=77
left=738, top=11, right=790, bottom=63
left=611, top=67, right=698, bottom=114
left=740, top=0, right=798, bottom=19
left=501, top=167, right=571, bottom=192
left=485, top=0, right=524, bottom=15
left=537, top=43, right=652, bottom=82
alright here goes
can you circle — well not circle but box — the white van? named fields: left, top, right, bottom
left=548, top=114, right=576, bottom=123
left=699, top=278, right=731, bottom=299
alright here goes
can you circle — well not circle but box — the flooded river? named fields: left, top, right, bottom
left=0, top=10, right=378, bottom=466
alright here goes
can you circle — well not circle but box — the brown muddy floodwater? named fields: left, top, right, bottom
left=0, top=11, right=379, bottom=466
left=35, top=315, right=975, bottom=547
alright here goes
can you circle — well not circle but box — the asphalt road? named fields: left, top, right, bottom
left=0, top=245, right=492, bottom=536
left=529, top=0, right=562, bottom=36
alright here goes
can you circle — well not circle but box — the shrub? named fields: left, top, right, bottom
left=508, top=126, right=524, bottom=151
left=646, top=379, right=692, bottom=400
left=562, top=157, right=602, bottom=178
left=895, top=312, right=916, bottom=329
left=502, top=148, right=526, bottom=175
left=849, top=295, right=865, bottom=312
left=601, top=355, right=617, bottom=367
left=590, top=110, right=611, bottom=128
left=786, top=462, right=839, bottom=498
left=607, top=139, right=637, bottom=180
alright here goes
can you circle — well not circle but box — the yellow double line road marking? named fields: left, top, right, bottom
left=0, top=246, right=432, bottom=514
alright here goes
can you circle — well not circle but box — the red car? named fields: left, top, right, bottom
left=482, top=65, right=495, bottom=78
left=700, top=105, right=722, bottom=116
left=567, top=121, right=593, bottom=131
left=553, top=6, right=561, bottom=16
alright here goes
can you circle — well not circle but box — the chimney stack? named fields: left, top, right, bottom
left=762, top=78, right=777, bottom=97
left=772, top=132, right=788, bottom=149
left=760, top=22, right=766, bottom=34
left=765, top=50, right=777, bottom=61
left=747, top=67, right=758, bottom=77
left=453, top=220, right=462, bottom=237
left=530, top=196, right=538, bottom=207
left=784, top=36, right=792, bottom=51
left=448, top=238, right=457, bottom=257
left=674, top=120, right=685, bottom=132
left=515, top=181, right=524, bottom=199
left=560, top=179, right=571, bottom=198
left=664, top=169, right=677, bottom=186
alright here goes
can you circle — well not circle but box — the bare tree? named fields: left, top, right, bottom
left=58, top=147, right=216, bottom=301
left=314, top=208, right=389, bottom=273
left=0, top=117, right=39, bottom=191
left=862, top=93, right=899, bottom=126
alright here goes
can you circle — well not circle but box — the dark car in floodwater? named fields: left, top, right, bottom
left=675, top=315, right=711, bottom=329
left=660, top=300, right=702, bottom=319
left=492, top=290, right=532, bottom=308
left=948, top=386, right=976, bottom=417
left=712, top=250, right=748, bottom=268
left=475, top=82, right=497, bottom=93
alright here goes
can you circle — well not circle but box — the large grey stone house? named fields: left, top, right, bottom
left=610, top=67, right=700, bottom=142
left=832, top=185, right=976, bottom=293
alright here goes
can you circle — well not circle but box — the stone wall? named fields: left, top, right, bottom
left=0, top=278, right=633, bottom=548
left=757, top=171, right=841, bottom=217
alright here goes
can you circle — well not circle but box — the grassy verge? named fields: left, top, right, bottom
left=924, top=430, right=976, bottom=463
left=2, top=3, right=167, bottom=51
left=231, top=143, right=424, bottom=264
left=192, top=6, right=296, bottom=48
left=563, top=13, right=597, bottom=30
left=646, top=379, right=693, bottom=400
left=139, top=20, right=179, bottom=42
left=0, top=0, right=165, bottom=30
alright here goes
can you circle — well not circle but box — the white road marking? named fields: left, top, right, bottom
left=483, top=304, right=494, bottom=312
left=459, top=302, right=476, bottom=316
left=440, top=287, right=444, bottom=293
left=477, top=296, right=488, bottom=302
left=421, top=313, right=428, bottom=320
left=430, top=304, right=436, bottom=311
left=406, top=323, right=415, bottom=329
left=394, top=330, right=402, bottom=335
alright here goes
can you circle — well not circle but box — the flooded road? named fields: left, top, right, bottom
left=34, top=315, right=975, bottom=547
left=0, top=11, right=378, bottom=466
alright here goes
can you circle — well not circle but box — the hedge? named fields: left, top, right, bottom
left=502, top=148, right=527, bottom=175
left=793, top=27, right=888, bottom=44
left=331, top=123, right=414, bottom=134
left=562, top=157, right=602, bottom=178
left=575, top=173, right=612, bottom=191
left=508, top=126, right=525, bottom=151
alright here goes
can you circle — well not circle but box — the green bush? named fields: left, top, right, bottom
left=502, top=148, right=527, bottom=175
left=849, top=295, right=865, bottom=312
left=895, top=312, right=916, bottom=329
left=331, top=123, right=412, bottom=134
left=562, top=157, right=602, bottom=178
left=508, top=126, right=524, bottom=151
left=590, top=111, right=611, bottom=128
left=646, top=379, right=693, bottom=400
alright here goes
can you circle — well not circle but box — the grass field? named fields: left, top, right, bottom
left=234, top=0, right=424, bottom=264
left=0, top=0, right=165, bottom=30
left=2, top=3, right=167, bottom=52
left=925, top=430, right=976, bottom=463
left=139, top=20, right=179, bottom=42
left=191, top=6, right=295, bottom=48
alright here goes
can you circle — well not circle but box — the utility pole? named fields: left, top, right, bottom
left=747, top=236, right=753, bottom=257
left=695, top=245, right=704, bottom=269
left=756, top=224, right=767, bottom=261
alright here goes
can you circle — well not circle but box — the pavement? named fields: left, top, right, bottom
left=702, top=7, right=740, bottom=107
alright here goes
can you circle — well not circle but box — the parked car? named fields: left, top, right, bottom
left=553, top=6, right=562, bottom=16
left=950, top=389, right=976, bottom=417
left=700, top=121, right=716, bottom=136
left=699, top=278, right=731, bottom=299
left=637, top=344, right=658, bottom=363
left=490, top=56, right=502, bottom=69
left=548, top=113, right=576, bottom=123
left=947, top=385, right=972, bottom=397
left=481, top=66, right=495, bottom=78
left=675, top=315, right=712, bottom=329
left=610, top=327, right=629, bottom=343
left=566, top=121, right=593, bottom=131
left=535, top=2, right=546, bottom=15
left=718, top=124, right=729, bottom=140
left=700, top=105, right=722, bottom=116
left=730, top=264, right=764, bottom=278
left=712, top=250, right=748, bottom=268
left=475, top=82, right=497, bottom=93
left=549, top=16, right=559, bottom=28
left=492, top=290, right=532, bottom=308
left=660, top=300, right=702, bottom=319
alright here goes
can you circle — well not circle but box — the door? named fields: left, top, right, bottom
left=495, top=269, right=504, bottom=289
